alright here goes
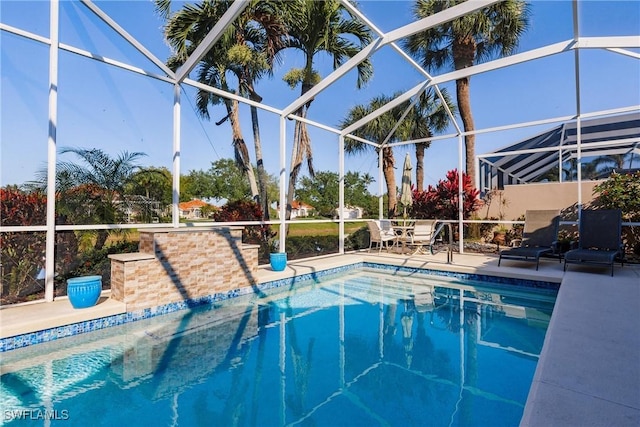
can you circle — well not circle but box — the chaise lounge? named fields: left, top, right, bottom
left=563, top=209, right=624, bottom=276
left=498, top=209, right=561, bottom=270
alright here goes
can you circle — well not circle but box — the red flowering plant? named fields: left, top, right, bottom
left=410, top=169, right=481, bottom=220
left=0, top=187, right=47, bottom=299
left=213, top=199, right=276, bottom=264
left=213, top=199, right=275, bottom=245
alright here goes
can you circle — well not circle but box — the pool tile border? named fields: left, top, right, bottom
left=0, top=261, right=557, bottom=352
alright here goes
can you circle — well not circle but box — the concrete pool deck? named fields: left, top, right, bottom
left=1, top=250, right=639, bottom=426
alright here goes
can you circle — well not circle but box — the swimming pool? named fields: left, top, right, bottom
left=1, top=267, right=557, bottom=426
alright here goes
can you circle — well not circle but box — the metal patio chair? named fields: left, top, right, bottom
left=498, top=209, right=561, bottom=270
left=404, top=219, right=438, bottom=255
left=563, top=209, right=624, bottom=276
left=367, top=220, right=398, bottom=252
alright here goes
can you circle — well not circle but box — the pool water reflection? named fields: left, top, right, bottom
left=1, top=268, right=557, bottom=426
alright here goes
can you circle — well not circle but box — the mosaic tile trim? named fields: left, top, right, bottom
left=362, top=262, right=560, bottom=290
left=0, top=263, right=363, bottom=353
left=0, top=260, right=557, bottom=352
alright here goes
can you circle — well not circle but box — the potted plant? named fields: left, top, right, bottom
left=492, top=225, right=510, bottom=247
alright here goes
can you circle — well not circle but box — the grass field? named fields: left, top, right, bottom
left=279, top=221, right=365, bottom=236
left=103, top=220, right=367, bottom=245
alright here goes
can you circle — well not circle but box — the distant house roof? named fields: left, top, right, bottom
left=290, top=201, right=314, bottom=210
left=478, top=112, right=640, bottom=192
left=178, top=199, right=210, bottom=210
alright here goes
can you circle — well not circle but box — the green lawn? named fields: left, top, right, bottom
left=279, top=221, right=365, bottom=237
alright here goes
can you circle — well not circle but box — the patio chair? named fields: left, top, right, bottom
left=498, top=209, right=561, bottom=270
left=404, top=219, right=438, bottom=254
left=563, top=209, right=624, bottom=276
left=367, top=220, right=398, bottom=252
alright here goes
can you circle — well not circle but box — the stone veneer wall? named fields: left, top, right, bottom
left=109, top=227, right=259, bottom=311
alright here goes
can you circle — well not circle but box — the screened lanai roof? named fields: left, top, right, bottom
left=1, top=0, right=639, bottom=303
left=478, top=112, right=640, bottom=191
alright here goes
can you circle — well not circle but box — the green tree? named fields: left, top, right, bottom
left=590, top=153, right=637, bottom=177
left=180, top=158, right=279, bottom=205
left=404, top=0, right=530, bottom=179
left=407, top=87, right=456, bottom=191
left=593, top=171, right=640, bottom=254
left=345, top=171, right=376, bottom=214
left=126, top=166, right=173, bottom=205
left=297, top=171, right=378, bottom=218
left=296, top=171, right=339, bottom=217
left=159, top=0, right=291, bottom=219
left=279, top=0, right=373, bottom=222
left=30, top=147, right=146, bottom=250
left=208, top=158, right=253, bottom=202
left=180, top=169, right=216, bottom=202
left=341, top=93, right=411, bottom=218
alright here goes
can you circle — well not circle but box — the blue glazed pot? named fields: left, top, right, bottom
left=269, top=253, right=287, bottom=271
left=67, top=275, right=102, bottom=309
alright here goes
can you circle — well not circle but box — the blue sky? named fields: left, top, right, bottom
left=1, top=0, right=639, bottom=196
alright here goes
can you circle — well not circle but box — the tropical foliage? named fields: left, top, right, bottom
left=410, top=169, right=481, bottom=220
left=158, top=0, right=292, bottom=220
left=213, top=199, right=274, bottom=244
left=0, top=187, right=47, bottom=299
left=404, top=0, right=530, bottom=179
left=408, top=87, right=456, bottom=191
left=296, top=171, right=376, bottom=217
left=29, top=147, right=147, bottom=250
left=279, top=0, right=373, bottom=221
left=593, top=171, right=640, bottom=254
left=341, top=93, right=408, bottom=218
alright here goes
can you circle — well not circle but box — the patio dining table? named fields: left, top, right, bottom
left=391, top=220, right=415, bottom=253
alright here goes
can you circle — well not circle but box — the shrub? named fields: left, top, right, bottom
left=1, top=187, right=47, bottom=298
left=410, top=169, right=481, bottom=220
left=213, top=199, right=275, bottom=245
left=593, top=171, right=640, bottom=254
left=61, top=240, right=139, bottom=290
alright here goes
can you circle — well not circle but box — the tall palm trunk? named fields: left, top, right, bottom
left=250, top=104, right=269, bottom=221
left=415, top=142, right=426, bottom=192
left=286, top=99, right=314, bottom=222
left=382, top=146, right=397, bottom=218
left=456, top=77, right=475, bottom=180
left=95, top=231, right=109, bottom=251
left=247, top=84, right=270, bottom=222
left=226, top=99, right=259, bottom=199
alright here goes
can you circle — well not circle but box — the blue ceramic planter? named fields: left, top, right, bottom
left=67, top=275, right=102, bottom=309
left=269, top=253, right=287, bottom=271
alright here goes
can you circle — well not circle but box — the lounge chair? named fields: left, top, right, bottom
left=367, top=220, right=397, bottom=252
left=404, top=219, right=438, bottom=254
left=563, top=209, right=624, bottom=276
left=498, top=210, right=560, bottom=270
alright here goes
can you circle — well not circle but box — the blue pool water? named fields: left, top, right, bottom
left=1, top=268, right=557, bottom=426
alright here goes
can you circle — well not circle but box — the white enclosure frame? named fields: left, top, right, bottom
left=0, top=0, right=638, bottom=301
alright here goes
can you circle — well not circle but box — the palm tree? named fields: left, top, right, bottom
left=31, top=147, right=146, bottom=250
left=340, top=94, right=412, bottom=218
left=407, top=87, right=456, bottom=191
left=403, top=0, right=530, bottom=180
left=279, top=0, right=373, bottom=220
left=591, top=153, right=636, bottom=177
left=159, top=0, right=291, bottom=221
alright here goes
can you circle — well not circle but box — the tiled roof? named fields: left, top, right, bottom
left=178, top=199, right=209, bottom=210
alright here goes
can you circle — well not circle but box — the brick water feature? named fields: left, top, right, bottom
left=109, top=227, right=259, bottom=311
